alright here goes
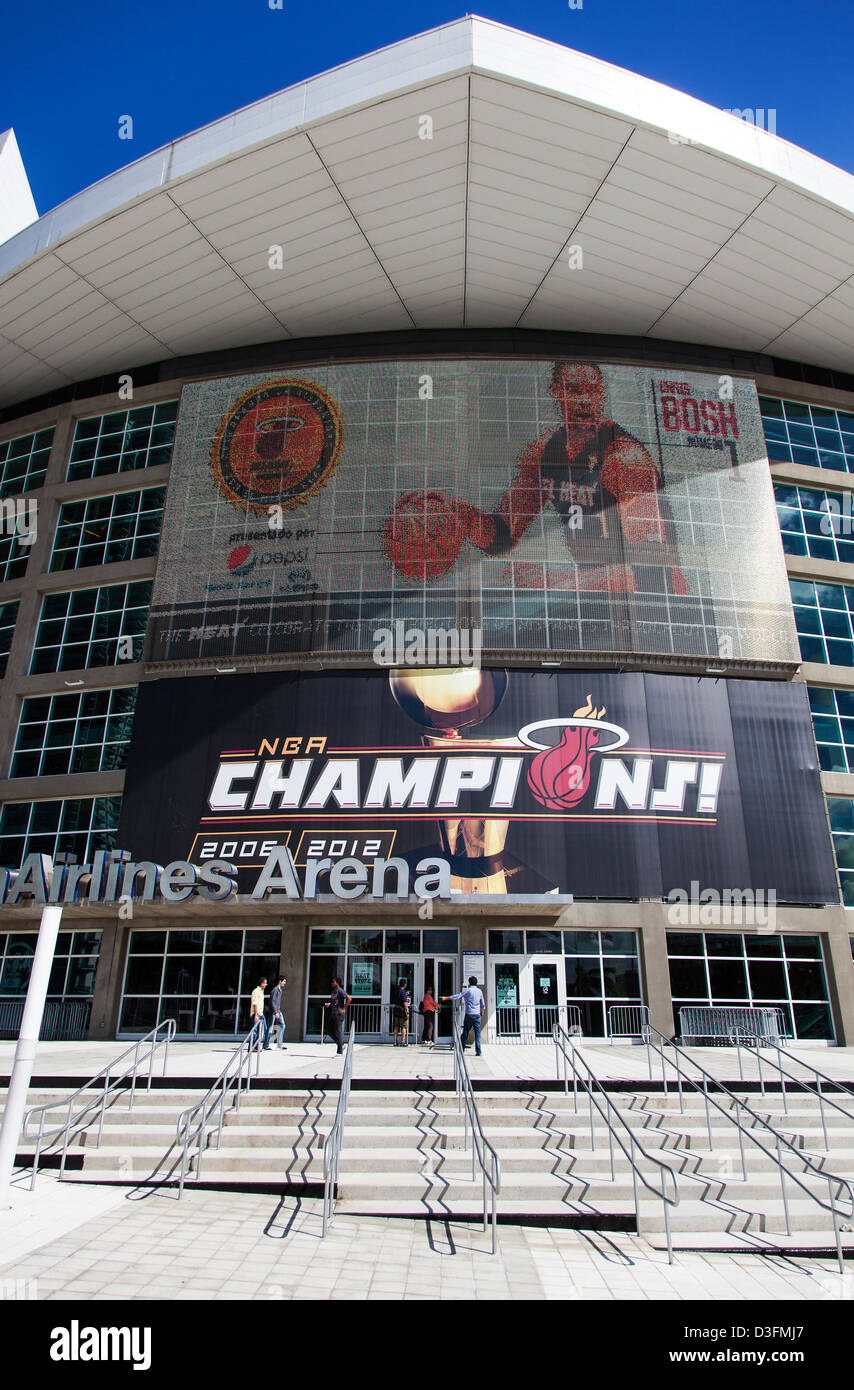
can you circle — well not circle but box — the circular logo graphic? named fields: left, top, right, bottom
left=211, top=377, right=344, bottom=514
left=227, top=544, right=256, bottom=576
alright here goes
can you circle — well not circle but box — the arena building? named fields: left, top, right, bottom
left=1, top=16, right=854, bottom=1050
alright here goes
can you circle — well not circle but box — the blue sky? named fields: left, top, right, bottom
left=2, top=0, right=852, bottom=214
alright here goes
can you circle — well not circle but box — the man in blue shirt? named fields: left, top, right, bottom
left=442, top=976, right=486, bottom=1057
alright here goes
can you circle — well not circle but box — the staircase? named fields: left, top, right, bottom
left=619, top=1088, right=854, bottom=1250
left=4, top=1077, right=854, bottom=1251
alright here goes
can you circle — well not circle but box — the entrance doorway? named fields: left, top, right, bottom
left=492, top=956, right=564, bottom=1039
left=381, top=956, right=457, bottom=1044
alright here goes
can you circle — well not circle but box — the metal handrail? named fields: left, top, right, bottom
left=175, top=1024, right=262, bottom=1196
left=22, top=1019, right=175, bottom=1188
left=451, top=1003, right=501, bottom=1253
left=322, top=1021, right=356, bottom=1236
left=645, top=1023, right=854, bottom=1272
left=553, top=1023, right=679, bottom=1264
left=729, top=1029, right=854, bottom=1151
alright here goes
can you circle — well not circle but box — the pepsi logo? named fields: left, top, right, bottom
left=227, top=544, right=256, bottom=576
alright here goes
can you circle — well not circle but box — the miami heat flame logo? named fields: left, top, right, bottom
left=519, top=695, right=629, bottom=811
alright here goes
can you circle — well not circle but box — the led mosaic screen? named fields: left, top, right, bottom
left=146, top=360, right=798, bottom=664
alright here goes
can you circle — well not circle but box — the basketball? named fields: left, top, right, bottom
left=383, top=491, right=464, bottom=579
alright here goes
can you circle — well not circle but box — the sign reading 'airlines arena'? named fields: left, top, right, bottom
left=119, top=669, right=838, bottom=904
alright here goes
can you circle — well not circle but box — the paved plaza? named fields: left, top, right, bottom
left=4, top=1038, right=854, bottom=1087
left=3, top=1039, right=854, bottom=1301
left=1, top=1174, right=853, bottom=1301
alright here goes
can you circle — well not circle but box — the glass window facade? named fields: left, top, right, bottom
left=0, top=795, right=122, bottom=869
left=0, top=600, right=18, bottom=678
left=789, top=578, right=854, bottom=666
left=306, top=927, right=459, bottom=1037
left=808, top=687, right=854, bottom=773
left=760, top=395, right=854, bottom=472
left=10, top=687, right=137, bottom=778
left=0, top=929, right=101, bottom=1037
left=50, top=488, right=165, bottom=571
left=667, top=931, right=833, bottom=1039
left=827, top=797, right=854, bottom=908
left=66, top=402, right=177, bottom=482
left=119, top=927, right=282, bottom=1036
left=487, top=928, right=642, bottom=1036
left=775, top=483, right=854, bottom=563
left=0, top=530, right=32, bottom=584
left=30, top=581, right=151, bottom=673
left=0, top=427, right=53, bottom=497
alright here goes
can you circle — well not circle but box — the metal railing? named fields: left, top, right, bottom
left=730, top=1029, right=854, bottom=1151
left=553, top=1022, right=679, bottom=1263
left=322, top=1021, right=356, bottom=1236
left=0, top=998, right=92, bottom=1041
left=493, top=1003, right=582, bottom=1043
left=644, top=1023, right=854, bottom=1272
left=315, top=1001, right=452, bottom=1045
left=608, top=1004, right=650, bottom=1042
left=679, top=1005, right=789, bottom=1047
left=22, top=1020, right=175, bottom=1188
left=451, top=1004, right=501, bottom=1252
left=175, top=1023, right=263, bottom=1196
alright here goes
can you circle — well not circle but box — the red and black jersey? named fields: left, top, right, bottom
left=482, top=420, right=680, bottom=570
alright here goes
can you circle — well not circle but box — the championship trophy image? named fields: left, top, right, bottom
left=388, top=667, right=558, bottom=895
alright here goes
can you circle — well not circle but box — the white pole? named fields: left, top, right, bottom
left=0, top=886, right=61, bottom=1208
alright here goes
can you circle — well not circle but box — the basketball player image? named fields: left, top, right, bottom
left=384, top=362, right=691, bottom=608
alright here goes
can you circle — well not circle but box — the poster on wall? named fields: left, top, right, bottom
left=118, top=667, right=837, bottom=905
left=350, top=963, right=375, bottom=996
left=145, top=360, right=797, bottom=666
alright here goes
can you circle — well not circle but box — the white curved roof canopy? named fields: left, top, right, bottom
left=1, top=15, right=854, bottom=410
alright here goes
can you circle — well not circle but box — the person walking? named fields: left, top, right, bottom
left=323, top=976, right=351, bottom=1055
left=250, top=977, right=267, bottom=1048
left=442, top=976, right=486, bottom=1057
left=392, top=977, right=409, bottom=1046
left=420, top=986, right=439, bottom=1047
left=265, top=975, right=287, bottom=1050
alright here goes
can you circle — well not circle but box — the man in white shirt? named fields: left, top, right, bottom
left=250, top=977, right=267, bottom=1046
left=442, top=976, right=486, bottom=1057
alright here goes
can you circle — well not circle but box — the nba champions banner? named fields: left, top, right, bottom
left=146, top=359, right=798, bottom=665
left=118, top=670, right=837, bottom=903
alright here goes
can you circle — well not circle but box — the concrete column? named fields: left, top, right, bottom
left=458, top=920, right=487, bottom=1036
left=639, top=907, right=675, bottom=1038
left=87, top=917, right=127, bottom=1039
left=280, top=918, right=308, bottom=1041
left=823, top=914, right=854, bottom=1045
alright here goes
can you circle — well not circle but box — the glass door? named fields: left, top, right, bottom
left=383, top=957, right=420, bottom=1044
left=493, top=958, right=523, bottom=1038
left=423, top=956, right=457, bottom=1041
left=532, top=960, right=559, bottom=1035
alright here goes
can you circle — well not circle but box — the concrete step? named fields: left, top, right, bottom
left=639, top=1198, right=854, bottom=1235
left=334, top=1197, right=635, bottom=1224
left=645, top=1229, right=854, bottom=1253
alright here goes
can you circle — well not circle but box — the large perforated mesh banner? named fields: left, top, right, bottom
left=146, top=359, right=798, bottom=665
